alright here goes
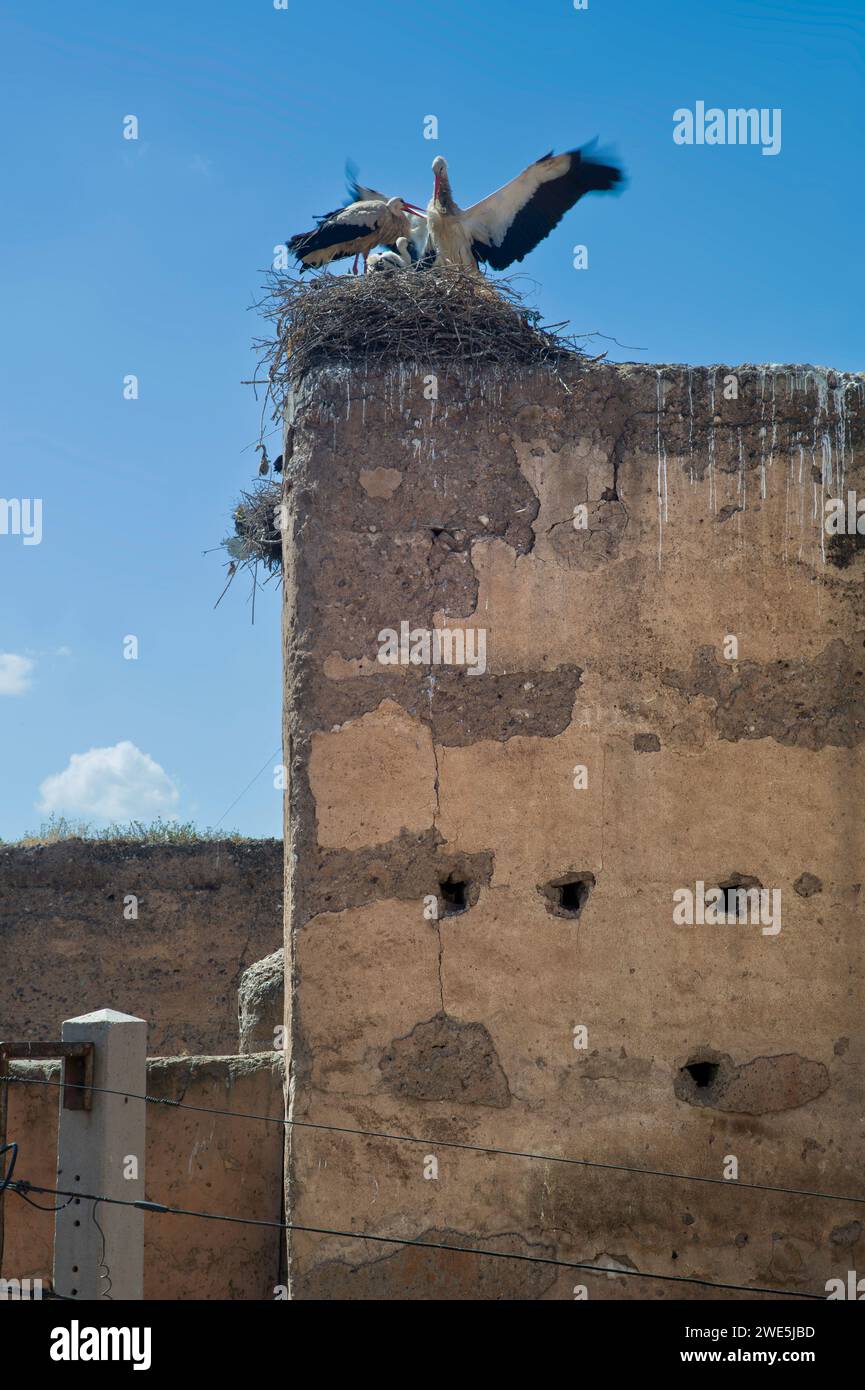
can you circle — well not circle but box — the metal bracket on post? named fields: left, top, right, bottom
left=0, top=1039, right=96, bottom=1277
left=0, top=1041, right=95, bottom=1109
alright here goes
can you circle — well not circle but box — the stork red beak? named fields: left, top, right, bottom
left=402, top=202, right=426, bottom=216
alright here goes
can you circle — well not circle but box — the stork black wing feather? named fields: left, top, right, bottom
left=288, top=218, right=375, bottom=263
left=473, top=150, right=624, bottom=272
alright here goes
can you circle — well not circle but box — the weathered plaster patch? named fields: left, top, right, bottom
left=827, top=532, right=865, bottom=568
left=830, top=1221, right=863, bottom=1247
left=301, top=828, right=494, bottom=923
left=633, top=732, right=661, bottom=752
left=793, top=873, right=823, bottom=898
left=297, top=1228, right=557, bottom=1299
left=359, top=466, right=403, bottom=498
left=306, top=663, right=583, bottom=747
left=425, top=665, right=583, bottom=746
left=675, top=1050, right=830, bottom=1114
left=379, top=1012, right=511, bottom=1107
left=663, top=641, right=865, bottom=748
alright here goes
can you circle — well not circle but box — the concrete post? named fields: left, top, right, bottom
left=53, top=1010, right=147, bottom=1300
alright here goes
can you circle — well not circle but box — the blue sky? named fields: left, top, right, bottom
left=0, top=0, right=862, bottom=841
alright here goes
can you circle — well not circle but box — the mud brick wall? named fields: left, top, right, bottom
left=281, top=360, right=865, bottom=1300
left=2, top=1055, right=285, bottom=1300
left=0, top=840, right=282, bottom=1056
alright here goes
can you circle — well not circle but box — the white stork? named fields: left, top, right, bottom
left=288, top=194, right=425, bottom=274
left=424, top=146, right=624, bottom=272
left=367, top=236, right=414, bottom=273
left=346, top=167, right=429, bottom=267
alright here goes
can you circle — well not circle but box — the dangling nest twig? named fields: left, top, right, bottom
left=228, top=481, right=283, bottom=573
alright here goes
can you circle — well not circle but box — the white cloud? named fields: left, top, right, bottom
left=0, top=652, right=35, bottom=695
left=38, top=741, right=181, bottom=820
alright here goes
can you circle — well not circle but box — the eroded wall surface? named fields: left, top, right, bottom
left=282, top=361, right=865, bottom=1299
left=0, top=840, right=282, bottom=1055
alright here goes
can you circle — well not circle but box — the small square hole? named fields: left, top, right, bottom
left=718, top=876, right=762, bottom=922
left=684, top=1061, right=719, bottom=1090
left=439, top=878, right=468, bottom=915
left=540, top=872, right=595, bottom=920
left=558, top=881, right=589, bottom=914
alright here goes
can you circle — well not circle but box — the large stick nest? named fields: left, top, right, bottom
left=253, top=265, right=586, bottom=410
left=223, top=268, right=594, bottom=597
left=228, top=482, right=283, bottom=574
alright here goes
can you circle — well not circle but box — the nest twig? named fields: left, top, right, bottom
left=213, top=479, right=283, bottom=614
left=221, top=267, right=597, bottom=600
left=250, top=265, right=589, bottom=421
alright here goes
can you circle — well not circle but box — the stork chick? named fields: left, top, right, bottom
left=426, top=146, right=624, bottom=273
left=367, top=236, right=413, bottom=273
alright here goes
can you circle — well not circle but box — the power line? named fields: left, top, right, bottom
left=4, top=1072, right=863, bottom=1208
left=213, top=746, right=281, bottom=828
left=6, top=1176, right=826, bottom=1301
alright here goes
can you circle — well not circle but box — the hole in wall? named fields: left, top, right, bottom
left=684, top=1061, right=719, bottom=1090
left=539, top=872, right=595, bottom=920
left=439, top=876, right=468, bottom=916
left=717, top=874, right=763, bottom=922
left=558, top=880, right=590, bottom=914
left=675, top=1050, right=732, bottom=1108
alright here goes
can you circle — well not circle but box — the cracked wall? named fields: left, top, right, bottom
left=282, top=360, right=865, bottom=1300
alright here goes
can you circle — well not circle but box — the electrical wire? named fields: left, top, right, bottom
left=4, top=1072, right=863, bottom=1208
left=0, top=1141, right=18, bottom=1195
left=91, top=1199, right=113, bottom=1300
left=213, top=746, right=281, bottom=828
left=6, top=1175, right=827, bottom=1301
left=8, top=1186, right=72, bottom=1213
